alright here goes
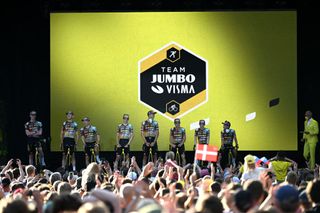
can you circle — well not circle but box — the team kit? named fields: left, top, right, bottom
left=24, top=110, right=239, bottom=171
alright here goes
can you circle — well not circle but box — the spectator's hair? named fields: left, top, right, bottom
left=5, top=170, right=13, bottom=180
left=76, top=177, right=82, bottom=190
left=10, top=182, right=25, bottom=192
left=50, top=172, right=62, bottom=185
left=122, top=178, right=132, bottom=185
left=175, top=182, right=184, bottom=191
left=51, top=194, right=82, bottom=213
left=195, top=195, right=224, bottom=213
left=57, top=182, right=72, bottom=194
left=160, top=188, right=170, bottom=197
left=78, top=201, right=110, bottom=213
left=210, top=181, right=221, bottom=194
left=12, top=168, right=20, bottom=179
left=0, top=198, right=30, bottom=213
left=176, top=194, right=188, bottom=209
left=53, top=181, right=62, bottom=192
left=276, top=151, right=286, bottom=160
left=286, top=171, right=298, bottom=185
left=234, top=190, right=253, bottom=212
left=306, top=179, right=320, bottom=204
left=101, top=182, right=115, bottom=192
left=25, top=165, right=36, bottom=176
left=244, top=180, right=264, bottom=204
left=85, top=173, right=96, bottom=192
left=165, top=151, right=175, bottom=161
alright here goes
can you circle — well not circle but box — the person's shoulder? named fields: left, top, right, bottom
left=181, top=127, right=186, bottom=132
left=36, top=121, right=42, bottom=126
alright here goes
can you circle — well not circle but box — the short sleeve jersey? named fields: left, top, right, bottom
left=62, top=121, right=78, bottom=139
left=25, top=121, right=42, bottom=138
left=80, top=125, right=98, bottom=143
left=195, top=128, right=210, bottom=144
left=221, top=129, right=236, bottom=146
left=141, top=120, right=159, bottom=137
left=117, top=123, right=133, bottom=139
left=170, top=127, right=186, bottom=144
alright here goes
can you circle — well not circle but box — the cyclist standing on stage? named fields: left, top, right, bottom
left=169, top=118, right=186, bottom=166
left=80, top=117, right=101, bottom=166
left=60, top=111, right=78, bottom=171
left=114, top=114, right=134, bottom=170
left=141, top=110, right=159, bottom=167
left=25, top=111, right=46, bottom=166
left=219, top=120, right=239, bottom=168
left=194, top=119, right=210, bottom=166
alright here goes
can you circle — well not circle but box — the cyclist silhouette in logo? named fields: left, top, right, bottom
left=169, top=118, right=186, bottom=166
left=114, top=114, right=134, bottom=170
left=219, top=120, right=239, bottom=169
left=169, top=50, right=177, bottom=59
left=168, top=104, right=178, bottom=113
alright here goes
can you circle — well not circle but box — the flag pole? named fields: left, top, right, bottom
left=193, top=144, right=197, bottom=172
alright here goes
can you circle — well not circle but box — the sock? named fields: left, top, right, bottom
left=41, top=157, right=46, bottom=166
left=96, top=155, right=101, bottom=163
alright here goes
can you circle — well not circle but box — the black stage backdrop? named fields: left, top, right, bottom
left=1, top=0, right=319, bottom=170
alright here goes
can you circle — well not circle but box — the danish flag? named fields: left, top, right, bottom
left=195, top=144, right=218, bottom=162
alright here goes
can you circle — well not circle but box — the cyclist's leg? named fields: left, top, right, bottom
left=180, top=145, right=186, bottom=166
left=62, top=139, right=68, bottom=168
left=28, top=141, right=34, bottom=165
left=94, top=143, right=101, bottom=163
left=152, top=143, right=158, bottom=164
left=231, top=147, right=237, bottom=167
left=142, top=142, right=148, bottom=167
left=70, top=144, right=76, bottom=171
left=114, top=146, right=122, bottom=170
left=84, top=143, right=90, bottom=166
left=125, top=145, right=130, bottom=167
left=37, top=141, right=45, bottom=166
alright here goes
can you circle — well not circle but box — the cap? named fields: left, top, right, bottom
left=244, top=154, right=255, bottom=164
left=222, top=120, right=231, bottom=126
left=276, top=185, right=299, bottom=204
left=174, top=118, right=180, bottom=123
left=66, top=111, right=74, bottom=115
left=147, top=110, right=157, bottom=116
left=81, top=117, right=90, bottom=121
left=30, top=111, right=37, bottom=115
left=127, top=172, right=138, bottom=181
left=232, top=176, right=241, bottom=184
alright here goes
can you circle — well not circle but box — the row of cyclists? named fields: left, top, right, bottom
left=24, top=110, right=239, bottom=171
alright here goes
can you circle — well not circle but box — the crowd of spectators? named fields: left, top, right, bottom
left=0, top=151, right=320, bottom=213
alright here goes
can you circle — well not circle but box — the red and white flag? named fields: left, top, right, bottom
left=195, top=144, right=218, bottom=162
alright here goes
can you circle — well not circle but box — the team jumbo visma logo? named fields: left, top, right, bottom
left=138, top=42, right=208, bottom=120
